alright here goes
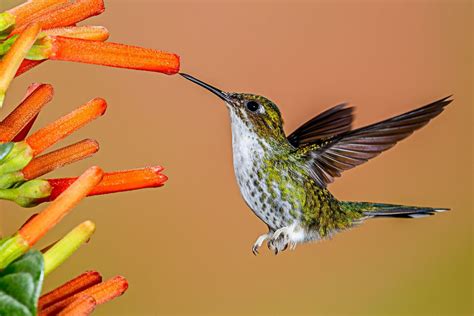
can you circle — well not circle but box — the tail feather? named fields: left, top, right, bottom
left=341, top=201, right=449, bottom=219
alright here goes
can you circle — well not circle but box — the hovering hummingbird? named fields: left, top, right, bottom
left=181, top=73, right=451, bottom=255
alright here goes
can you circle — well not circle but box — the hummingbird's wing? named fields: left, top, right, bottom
left=287, top=103, right=354, bottom=147
left=294, top=96, right=452, bottom=187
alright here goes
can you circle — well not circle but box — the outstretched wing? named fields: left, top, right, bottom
left=294, top=96, right=452, bottom=187
left=287, top=103, right=354, bottom=147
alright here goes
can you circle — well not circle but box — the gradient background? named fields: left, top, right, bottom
left=0, top=0, right=472, bottom=315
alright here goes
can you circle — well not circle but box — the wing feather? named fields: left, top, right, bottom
left=295, top=96, right=452, bottom=187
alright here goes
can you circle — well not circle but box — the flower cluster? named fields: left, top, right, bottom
left=0, top=0, right=176, bottom=206
left=0, top=0, right=181, bottom=314
left=0, top=167, right=129, bottom=315
left=0, top=82, right=168, bottom=206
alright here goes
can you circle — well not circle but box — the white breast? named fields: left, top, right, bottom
left=229, top=111, right=292, bottom=229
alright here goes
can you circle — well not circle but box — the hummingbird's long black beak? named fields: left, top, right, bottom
left=180, top=73, right=229, bottom=102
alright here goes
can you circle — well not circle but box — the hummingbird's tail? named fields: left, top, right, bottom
left=340, top=201, right=449, bottom=218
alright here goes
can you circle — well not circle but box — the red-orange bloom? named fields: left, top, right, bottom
left=48, top=36, right=180, bottom=74
left=39, top=274, right=128, bottom=316
left=19, top=166, right=103, bottom=246
left=25, top=97, right=107, bottom=156
left=0, top=83, right=54, bottom=142
left=39, top=271, right=102, bottom=309
left=46, top=166, right=168, bottom=201
left=12, top=0, right=105, bottom=35
left=22, top=139, right=99, bottom=180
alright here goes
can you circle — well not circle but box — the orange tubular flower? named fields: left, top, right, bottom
left=15, top=26, right=110, bottom=77
left=0, top=0, right=177, bottom=314
left=0, top=166, right=102, bottom=269
left=22, top=139, right=99, bottom=180
left=11, top=0, right=105, bottom=35
left=57, top=295, right=97, bottom=316
left=39, top=271, right=102, bottom=310
left=7, top=0, right=69, bottom=28
left=48, top=37, right=180, bottom=74
left=4, top=0, right=180, bottom=77
left=0, top=23, right=41, bottom=106
left=46, top=166, right=168, bottom=201
left=0, top=83, right=54, bottom=142
left=19, top=166, right=103, bottom=246
left=25, top=97, right=107, bottom=156
left=40, top=275, right=128, bottom=316
left=0, top=82, right=168, bottom=207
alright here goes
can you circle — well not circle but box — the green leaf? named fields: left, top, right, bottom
left=0, top=250, right=45, bottom=316
left=0, top=143, right=14, bottom=163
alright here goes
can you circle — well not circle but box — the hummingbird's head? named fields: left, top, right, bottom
left=180, top=73, right=286, bottom=141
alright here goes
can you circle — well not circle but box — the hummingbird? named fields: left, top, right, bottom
left=181, top=73, right=451, bottom=255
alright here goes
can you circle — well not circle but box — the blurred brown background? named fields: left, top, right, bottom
left=1, top=0, right=472, bottom=315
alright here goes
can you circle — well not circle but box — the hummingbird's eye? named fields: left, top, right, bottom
left=246, top=101, right=260, bottom=112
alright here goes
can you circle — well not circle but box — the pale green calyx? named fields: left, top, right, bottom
left=26, top=33, right=52, bottom=60
left=0, top=179, right=52, bottom=207
left=0, top=141, right=34, bottom=174
left=0, top=234, right=30, bottom=269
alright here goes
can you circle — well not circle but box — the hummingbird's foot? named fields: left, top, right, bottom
left=268, top=227, right=294, bottom=255
left=252, top=233, right=270, bottom=255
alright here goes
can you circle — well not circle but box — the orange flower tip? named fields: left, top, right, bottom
left=39, top=270, right=102, bottom=310
left=25, top=97, right=107, bottom=156
left=22, top=139, right=100, bottom=180
left=90, top=276, right=128, bottom=305
left=18, top=166, right=103, bottom=245
left=58, top=295, right=96, bottom=316
left=0, top=83, right=54, bottom=142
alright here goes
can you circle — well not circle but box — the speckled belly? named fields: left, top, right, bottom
left=233, top=161, right=300, bottom=231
